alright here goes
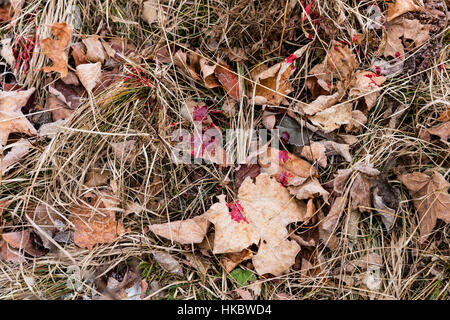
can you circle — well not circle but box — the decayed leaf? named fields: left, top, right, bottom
left=49, top=78, right=86, bottom=109
left=0, top=88, right=37, bottom=147
left=153, top=251, right=183, bottom=276
left=46, top=95, right=73, bottom=121
left=250, top=46, right=308, bottom=106
left=27, top=203, right=62, bottom=249
left=422, top=122, right=450, bottom=142
left=372, top=175, right=399, bottom=231
left=345, top=110, right=368, bottom=132
left=41, top=22, right=73, bottom=78
left=148, top=214, right=209, bottom=244
left=258, top=147, right=317, bottom=187
left=69, top=192, right=125, bottom=250
left=207, top=174, right=309, bottom=276
left=84, top=168, right=109, bottom=187
left=105, top=270, right=146, bottom=300
left=111, top=140, right=137, bottom=163
left=333, top=163, right=380, bottom=195
left=437, top=108, right=450, bottom=122
left=76, top=62, right=102, bottom=92
left=173, top=50, right=201, bottom=81
left=1, top=229, right=45, bottom=258
left=387, top=0, right=423, bottom=22
left=310, top=102, right=352, bottom=133
left=1, top=138, right=32, bottom=175
left=348, top=71, right=386, bottom=111
left=398, top=171, right=450, bottom=242
left=180, top=100, right=212, bottom=125
left=82, top=35, right=107, bottom=64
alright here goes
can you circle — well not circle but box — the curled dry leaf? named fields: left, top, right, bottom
left=41, top=22, right=72, bottom=78
left=387, top=0, right=423, bottom=22
left=82, top=35, right=107, bottom=64
left=71, top=42, right=88, bottom=66
left=76, top=62, right=102, bottom=92
left=421, top=122, right=450, bottom=142
left=250, top=46, right=308, bottom=106
left=319, top=41, right=358, bottom=87
left=296, top=86, right=344, bottom=116
left=69, top=191, right=125, bottom=250
left=206, top=174, right=309, bottom=276
left=321, top=140, right=353, bottom=162
left=222, top=248, right=253, bottom=273
left=288, top=178, right=329, bottom=202
left=105, top=270, right=145, bottom=300
left=0, top=88, right=37, bottom=147
left=153, top=251, right=183, bottom=276
left=258, top=147, right=318, bottom=187
left=84, top=168, right=109, bottom=187
left=46, top=95, right=73, bottom=121
left=214, top=64, right=241, bottom=100
left=398, top=171, right=450, bottom=243
left=148, top=214, right=209, bottom=244
left=372, top=175, right=399, bottom=231
left=235, top=164, right=261, bottom=190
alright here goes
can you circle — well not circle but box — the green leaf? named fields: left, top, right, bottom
left=229, top=268, right=256, bottom=286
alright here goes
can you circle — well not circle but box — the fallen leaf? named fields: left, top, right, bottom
left=348, top=71, right=386, bottom=111
left=372, top=175, right=399, bottom=231
left=235, top=164, right=261, bottom=190
left=71, top=42, right=88, bottom=66
left=276, top=115, right=310, bottom=147
left=153, top=251, right=183, bottom=276
left=207, top=174, right=308, bottom=276
left=76, top=62, right=102, bottom=92
left=105, top=270, right=144, bottom=300
left=49, top=78, right=86, bottom=109
left=111, top=140, right=137, bottom=163
left=398, top=171, right=450, bottom=242
left=1, top=138, right=32, bottom=175
left=321, top=140, right=353, bottom=162
left=41, top=22, right=72, bottom=78
left=222, top=248, right=253, bottom=273
left=234, top=288, right=253, bottom=300
left=422, top=122, right=450, bottom=142
left=148, top=214, right=209, bottom=244
left=82, top=35, right=107, bottom=64
left=258, top=147, right=318, bottom=187
left=69, top=191, right=125, bottom=250
left=0, top=88, right=37, bottom=147
left=288, top=178, right=329, bottom=202
left=84, top=168, right=110, bottom=187
left=0, top=38, right=15, bottom=68
left=1, top=229, right=44, bottom=258
left=300, top=142, right=327, bottom=168
left=437, top=108, right=450, bottom=122
left=387, top=0, right=423, bottom=22
left=46, top=95, right=73, bottom=121
left=345, top=110, right=368, bottom=132
left=250, top=46, right=308, bottom=105
left=142, top=0, right=164, bottom=24
left=214, top=64, right=241, bottom=100
left=296, top=88, right=344, bottom=116
left=310, top=102, right=352, bottom=133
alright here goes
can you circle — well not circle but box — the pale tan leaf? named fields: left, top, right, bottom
left=82, top=35, right=107, bottom=64
left=76, top=62, right=102, bottom=92
left=387, top=0, right=423, bottom=22
left=310, top=102, right=352, bottom=133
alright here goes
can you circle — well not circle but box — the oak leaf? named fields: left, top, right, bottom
left=398, top=171, right=450, bottom=243
left=41, top=22, right=72, bottom=78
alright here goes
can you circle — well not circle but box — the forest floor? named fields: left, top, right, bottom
left=0, top=0, right=449, bottom=300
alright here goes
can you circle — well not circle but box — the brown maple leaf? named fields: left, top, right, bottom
left=69, top=191, right=126, bottom=250
left=206, top=174, right=309, bottom=276
left=399, top=171, right=450, bottom=243
left=41, top=22, right=73, bottom=78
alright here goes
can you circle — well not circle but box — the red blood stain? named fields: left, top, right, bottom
left=278, top=150, right=290, bottom=162
left=375, top=66, right=381, bottom=76
left=352, top=34, right=358, bottom=43
left=395, top=52, right=401, bottom=58
left=279, top=171, right=292, bottom=186
left=227, top=201, right=249, bottom=224
left=193, top=105, right=208, bottom=122
left=285, top=53, right=298, bottom=64
left=364, top=73, right=381, bottom=87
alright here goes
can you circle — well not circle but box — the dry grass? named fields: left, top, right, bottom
left=0, top=0, right=449, bottom=300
